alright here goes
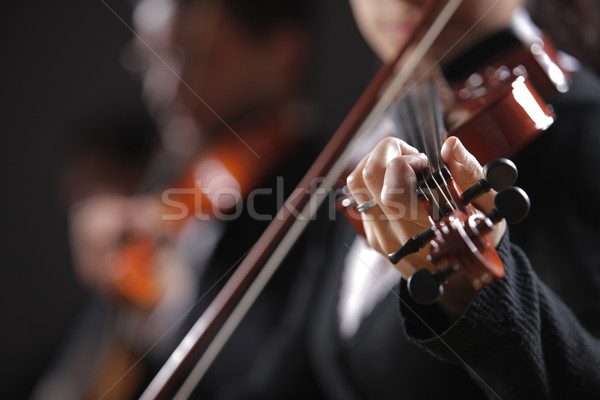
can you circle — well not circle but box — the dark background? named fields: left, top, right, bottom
left=0, top=1, right=141, bottom=398
left=0, top=1, right=376, bottom=398
left=2, top=1, right=599, bottom=399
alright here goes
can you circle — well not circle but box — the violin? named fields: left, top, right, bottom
left=140, top=0, right=571, bottom=398
left=103, top=113, right=298, bottom=309
left=379, top=38, right=567, bottom=303
left=381, top=7, right=571, bottom=303
left=378, top=77, right=534, bottom=304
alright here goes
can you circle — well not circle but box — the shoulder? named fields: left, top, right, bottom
left=557, top=68, right=600, bottom=106
left=549, top=68, right=600, bottom=134
left=515, top=68, right=600, bottom=172
left=546, top=68, right=600, bottom=167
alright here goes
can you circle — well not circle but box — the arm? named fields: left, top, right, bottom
left=399, top=234, right=600, bottom=399
left=346, top=135, right=600, bottom=399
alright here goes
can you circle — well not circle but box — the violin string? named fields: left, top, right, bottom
left=414, top=80, right=437, bottom=169
left=420, top=173, right=442, bottom=217
left=415, top=77, right=456, bottom=214
left=416, top=171, right=434, bottom=206
left=430, top=170, right=455, bottom=214
left=416, top=183, right=430, bottom=203
left=428, top=78, right=458, bottom=210
left=427, top=78, right=443, bottom=172
left=401, top=84, right=424, bottom=160
left=399, top=84, right=443, bottom=214
left=414, top=80, right=445, bottom=216
left=348, top=0, right=466, bottom=212
left=430, top=81, right=455, bottom=210
left=393, top=78, right=447, bottom=216
left=392, top=91, right=438, bottom=215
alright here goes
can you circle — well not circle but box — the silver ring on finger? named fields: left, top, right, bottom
left=356, top=199, right=377, bottom=213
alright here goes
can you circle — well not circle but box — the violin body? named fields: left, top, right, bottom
left=448, top=73, right=554, bottom=165
left=445, top=27, right=569, bottom=165
left=105, top=116, right=298, bottom=308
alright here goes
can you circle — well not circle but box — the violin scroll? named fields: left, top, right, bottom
left=389, top=157, right=517, bottom=263
left=389, top=158, right=530, bottom=304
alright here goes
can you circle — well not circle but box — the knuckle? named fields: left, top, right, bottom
left=361, top=162, right=382, bottom=187
left=346, top=171, right=361, bottom=191
left=380, top=136, right=399, bottom=147
left=380, top=190, right=403, bottom=210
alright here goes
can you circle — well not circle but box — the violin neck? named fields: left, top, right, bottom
left=385, top=73, right=448, bottom=170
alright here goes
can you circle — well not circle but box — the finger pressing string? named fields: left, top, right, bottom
left=441, top=136, right=496, bottom=214
left=380, top=153, right=429, bottom=218
left=360, top=138, right=421, bottom=205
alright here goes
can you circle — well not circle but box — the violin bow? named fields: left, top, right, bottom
left=140, top=1, right=464, bottom=398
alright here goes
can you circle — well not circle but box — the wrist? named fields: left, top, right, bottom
left=436, top=270, right=476, bottom=322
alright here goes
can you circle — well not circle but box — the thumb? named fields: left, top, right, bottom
left=441, top=136, right=495, bottom=213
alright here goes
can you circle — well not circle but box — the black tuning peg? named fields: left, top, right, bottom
left=484, top=158, right=518, bottom=190
left=487, top=186, right=531, bottom=224
left=407, top=266, right=455, bottom=304
left=462, top=158, right=518, bottom=205
left=388, top=227, right=435, bottom=264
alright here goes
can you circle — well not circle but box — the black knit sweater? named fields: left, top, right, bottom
left=400, top=233, right=600, bottom=399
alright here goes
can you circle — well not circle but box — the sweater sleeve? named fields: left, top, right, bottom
left=398, top=234, right=600, bottom=399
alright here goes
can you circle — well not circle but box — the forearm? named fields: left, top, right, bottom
left=398, top=236, right=600, bottom=399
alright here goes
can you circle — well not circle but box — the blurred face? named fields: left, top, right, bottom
left=132, top=0, right=180, bottom=119
left=349, top=0, right=522, bottom=63
left=133, top=0, right=274, bottom=137
left=171, top=1, right=270, bottom=134
left=349, top=0, right=425, bottom=62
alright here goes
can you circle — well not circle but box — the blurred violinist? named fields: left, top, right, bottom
left=33, top=0, right=318, bottom=399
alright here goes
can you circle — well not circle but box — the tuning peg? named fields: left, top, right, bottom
left=487, top=186, right=530, bottom=224
left=462, top=158, right=518, bottom=204
left=388, top=227, right=435, bottom=264
left=407, top=266, right=455, bottom=304
left=484, top=158, right=518, bottom=190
